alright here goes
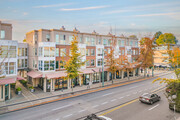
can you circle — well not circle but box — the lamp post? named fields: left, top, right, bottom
left=102, top=49, right=104, bottom=87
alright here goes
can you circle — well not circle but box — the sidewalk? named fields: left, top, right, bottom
left=0, top=70, right=172, bottom=114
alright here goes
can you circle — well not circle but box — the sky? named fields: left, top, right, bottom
left=0, top=0, right=180, bottom=42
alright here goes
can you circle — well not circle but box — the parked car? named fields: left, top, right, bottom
left=84, top=114, right=112, bottom=120
left=139, top=93, right=161, bottom=104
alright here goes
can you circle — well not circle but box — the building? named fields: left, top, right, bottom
left=26, top=27, right=140, bottom=92
left=0, top=21, right=28, bottom=101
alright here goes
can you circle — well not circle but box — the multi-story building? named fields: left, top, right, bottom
left=0, top=21, right=28, bottom=101
left=26, top=27, right=140, bottom=92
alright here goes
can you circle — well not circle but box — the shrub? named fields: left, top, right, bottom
left=29, top=86, right=34, bottom=89
left=16, top=87, right=22, bottom=91
left=20, top=80, right=27, bottom=87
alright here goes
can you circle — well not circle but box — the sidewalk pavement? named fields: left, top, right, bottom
left=0, top=70, right=172, bottom=114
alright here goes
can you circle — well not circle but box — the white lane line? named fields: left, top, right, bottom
left=52, top=104, right=71, bottom=111
left=119, top=97, right=124, bottom=99
left=102, top=102, right=108, bottom=105
left=92, top=105, right=99, bottom=108
left=126, top=94, right=130, bottom=97
left=63, top=114, right=73, bottom=118
left=78, top=109, right=86, bottom=113
left=129, top=86, right=138, bottom=89
left=102, top=92, right=114, bottom=97
left=111, top=99, right=117, bottom=102
left=148, top=104, right=159, bottom=111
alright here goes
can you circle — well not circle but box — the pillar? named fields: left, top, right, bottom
left=43, top=78, right=46, bottom=92
left=127, top=70, right=129, bottom=78
left=114, top=72, right=116, bottom=80
left=3, top=85, right=5, bottom=101
left=107, top=72, right=110, bottom=81
left=121, top=70, right=124, bottom=79
left=8, top=84, right=11, bottom=99
left=0, top=85, right=3, bottom=101
left=99, top=72, right=101, bottom=83
left=79, top=75, right=82, bottom=86
left=68, top=78, right=71, bottom=89
left=53, top=79, right=55, bottom=90
left=50, top=79, right=54, bottom=92
left=133, top=69, right=136, bottom=77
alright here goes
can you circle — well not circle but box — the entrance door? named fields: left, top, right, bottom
left=5, top=84, right=9, bottom=100
left=46, top=79, right=51, bottom=92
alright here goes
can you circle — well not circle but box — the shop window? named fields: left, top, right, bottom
left=91, top=49, right=95, bottom=56
left=56, top=61, right=59, bottom=69
left=60, top=60, right=64, bottom=69
left=91, top=59, right=95, bottom=66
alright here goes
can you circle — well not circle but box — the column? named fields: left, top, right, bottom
left=53, top=79, right=55, bottom=91
left=99, top=72, right=101, bottom=83
left=79, top=75, right=82, bottom=86
left=43, top=78, right=46, bottom=92
left=121, top=70, right=124, bottom=79
left=3, top=85, right=5, bottom=101
left=8, top=84, right=11, bottom=99
left=127, top=70, right=129, bottom=79
left=114, top=72, right=116, bottom=80
left=50, top=79, right=53, bottom=92
left=0, top=85, right=2, bottom=101
left=107, top=72, right=110, bottom=81
left=133, top=69, right=136, bottom=77
left=68, top=78, right=71, bottom=89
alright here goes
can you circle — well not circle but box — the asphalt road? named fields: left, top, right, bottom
left=0, top=72, right=177, bottom=120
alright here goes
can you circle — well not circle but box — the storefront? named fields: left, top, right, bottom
left=83, top=74, right=90, bottom=85
left=92, top=72, right=100, bottom=84
left=116, top=70, right=121, bottom=79
left=55, top=78, right=67, bottom=91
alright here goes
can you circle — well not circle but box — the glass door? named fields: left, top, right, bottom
left=5, top=84, right=9, bottom=100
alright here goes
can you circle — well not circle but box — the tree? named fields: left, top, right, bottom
left=64, top=35, right=85, bottom=91
left=156, top=33, right=177, bottom=45
left=138, top=37, right=154, bottom=77
left=106, top=36, right=119, bottom=83
left=153, top=68, right=180, bottom=112
left=167, top=46, right=180, bottom=68
left=153, top=31, right=162, bottom=44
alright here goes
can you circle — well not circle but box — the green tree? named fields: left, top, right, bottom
left=64, top=35, right=85, bottom=91
left=153, top=31, right=162, bottom=44
left=156, top=33, right=177, bottom=45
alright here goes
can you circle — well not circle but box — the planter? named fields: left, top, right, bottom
left=17, top=91, right=21, bottom=95
left=30, top=88, right=35, bottom=92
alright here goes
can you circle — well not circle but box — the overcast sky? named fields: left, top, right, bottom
left=0, top=0, right=180, bottom=42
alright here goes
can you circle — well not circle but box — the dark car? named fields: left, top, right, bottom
left=84, top=114, right=112, bottom=120
left=139, top=93, right=161, bottom=104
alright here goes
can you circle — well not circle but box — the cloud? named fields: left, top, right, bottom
left=34, top=3, right=73, bottom=8
left=135, top=12, right=180, bottom=17
left=59, top=5, right=109, bottom=11
left=23, top=12, right=28, bottom=16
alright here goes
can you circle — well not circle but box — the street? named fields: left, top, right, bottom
left=0, top=72, right=179, bottom=120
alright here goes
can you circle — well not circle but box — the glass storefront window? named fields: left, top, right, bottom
left=56, top=61, right=59, bottom=69
left=44, top=61, right=49, bottom=71
left=50, top=61, right=55, bottom=70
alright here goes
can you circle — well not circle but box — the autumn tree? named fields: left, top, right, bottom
left=106, top=36, right=119, bottom=83
left=167, top=47, right=180, bottom=68
left=156, top=33, right=177, bottom=45
left=64, top=35, right=85, bottom=91
left=153, top=31, right=162, bottom=44
left=138, top=37, right=155, bottom=77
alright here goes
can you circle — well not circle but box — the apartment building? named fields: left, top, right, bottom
left=26, top=27, right=140, bottom=93
left=0, top=21, right=28, bottom=101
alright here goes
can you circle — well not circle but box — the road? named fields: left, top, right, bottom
left=0, top=72, right=178, bottom=120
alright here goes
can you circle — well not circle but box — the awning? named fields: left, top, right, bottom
left=0, top=78, right=16, bottom=85
left=92, top=68, right=100, bottom=72
left=46, top=71, right=67, bottom=79
left=27, top=71, right=42, bottom=78
left=16, top=75, right=25, bottom=80
left=79, top=69, right=94, bottom=74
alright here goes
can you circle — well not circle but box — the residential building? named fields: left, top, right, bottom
left=0, top=21, right=28, bottom=101
left=26, top=27, right=140, bottom=92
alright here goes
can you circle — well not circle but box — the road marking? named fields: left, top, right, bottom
left=148, top=104, right=159, bottom=111
left=102, top=92, right=114, bottom=97
left=52, top=104, right=71, bottom=111
left=92, top=105, right=99, bottom=108
left=119, top=97, right=124, bottom=99
left=102, top=102, right=108, bottom=105
left=78, top=109, right=86, bottom=113
left=129, top=86, right=138, bottom=89
left=63, top=114, right=73, bottom=118
left=126, top=94, right=130, bottom=97
left=111, top=99, right=117, bottom=102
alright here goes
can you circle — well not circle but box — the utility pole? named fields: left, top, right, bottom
left=102, top=49, right=104, bottom=87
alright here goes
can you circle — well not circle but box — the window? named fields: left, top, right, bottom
left=80, top=37, right=83, bottom=43
left=60, top=48, right=66, bottom=56
left=60, top=60, right=64, bottom=68
left=46, top=34, right=50, bottom=42
left=108, top=48, right=111, bottom=54
left=5, top=63, right=8, bottom=74
left=38, top=61, right=42, bottom=71
left=1, top=30, right=5, bottom=39
left=91, top=49, right=95, bottom=56
left=103, top=39, right=107, bottom=45
left=121, top=40, right=125, bottom=46
left=9, top=46, right=16, bottom=58
left=44, top=47, right=49, bottom=57
left=86, top=49, right=90, bottom=56
left=44, top=47, right=55, bottom=57
left=108, top=39, right=111, bottom=46
left=86, top=37, right=90, bottom=46
left=56, top=61, right=59, bottom=69
left=35, top=48, right=37, bottom=56
left=91, top=59, right=95, bottom=66
left=56, top=34, right=59, bottom=44
left=60, top=35, right=66, bottom=44
left=130, top=41, right=133, bottom=46
left=25, top=59, right=28, bottom=67
left=56, top=48, right=59, bottom=57
left=86, top=60, right=90, bottom=66
left=91, top=38, right=95, bottom=46
left=104, top=49, right=107, bottom=56
left=98, top=39, right=101, bottom=44
left=22, top=59, right=25, bottom=67
left=133, top=50, right=135, bottom=55
left=98, top=48, right=102, bottom=56
left=127, top=49, right=132, bottom=55
left=79, top=48, right=85, bottom=56
left=118, top=40, right=121, bottom=46
left=50, top=61, right=55, bottom=70
left=98, top=59, right=102, bottom=66
left=50, top=47, right=55, bottom=57
left=39, top=47, right=43, bottom=56
left=119, top=49, right=121, bottom=55
left=25, top=48, right=28, bottom=56
left=135, top=41, right=138, bottom=47
left=44, top=61, right=49, bottom=71
left=9, top=62, right=15, bottom=74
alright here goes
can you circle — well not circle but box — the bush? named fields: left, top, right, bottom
left=16, top=87, right=22, bottom=91
left=11, top=83, right=16, bottom=89
left=29, top=86, right=34, bottom=89
left=20, top=80, right=27, bottom=87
